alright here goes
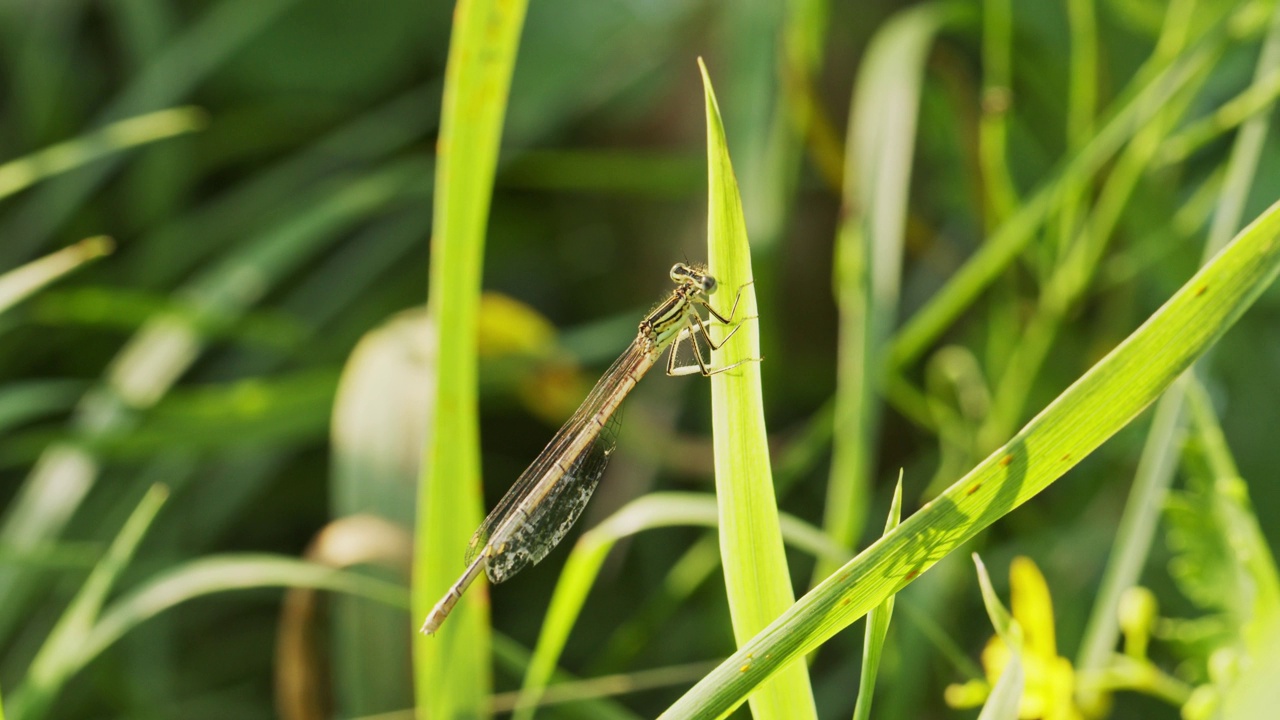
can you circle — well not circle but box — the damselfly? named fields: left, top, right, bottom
left=421, top=262, right=758, bottom=634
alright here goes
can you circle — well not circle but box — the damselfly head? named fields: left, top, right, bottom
left=670, top=263, right=717, bottom=294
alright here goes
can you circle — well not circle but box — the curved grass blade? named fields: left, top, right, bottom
left=658, top=196, right=1280, bottom=718
left=700, top=58, right=818, bottom=720
left=972, top=555, right=1023, bottom=720
left=330, top=309, right=431, bottom=715
left=412, top=0, right=528, bottom=715
left=514, top=492, right=849, bottom=720
left=5, top=485, right=169, bottom=720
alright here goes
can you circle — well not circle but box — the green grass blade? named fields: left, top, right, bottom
left=979, top=0, right=1018, bottom=226
left=514, top=492, right=848, bottom=720
left=659, top=196, right=1280, bottom=718
left=0, top=107, right=205, bottom=201
left=6, top=484, right=168, bottom=720
left=851, top=479, right=902, bottom=720
left=412, top=0, right=528, bottom=716
left=700, top=58, right=818, bottom=720
left=822, top=0, right=958, bottom=582
left=0, top=237, right=113, bottom=316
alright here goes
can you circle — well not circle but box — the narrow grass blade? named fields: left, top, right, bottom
left=515, top=492, right=848, bottom=720
left=658, top=195, right=1280, bottom=718
left=0, top=107, right=205, bottom=201
left=0, top=237, right=113, bottom=315
left=505, top=662, right=716, bottom=717
left=412, top=0, right=528, bottom=716
left=851, top=478, right=903, bottom=720
left=979, top=0, right=1018, bottom=225
left=6, top=484, right=168, bottom=720
left=972, top=555, right=1023, bottom=720
left=700, top=57, right=818, bottom=720
left=822, top=0, right=958, bottom=582
left=493, top=633, right=642, bottom=720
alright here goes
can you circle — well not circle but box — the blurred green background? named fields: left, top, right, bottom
left=2, top=0, right=1279, bottom=718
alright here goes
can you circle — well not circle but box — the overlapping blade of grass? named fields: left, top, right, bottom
left=851, top=479, right=902, bottom=720
left=412, top=0, right=528, bottom=716
left=658, top=197, right=1280, bottom=718
left=1075, top=2, right=1280, bottom=697
left=0, top=238, right=112, bottom=315
left=514, top=492, right=848, bottom=720
left=822, top=0, right=960, bottom=583
left=0, top=161, right=428, bottom=644
left=5, top=484, right=168, bottom=720
left=0, top=107, right=205, bottom=202
left=700, top=58, right=818, bottom=720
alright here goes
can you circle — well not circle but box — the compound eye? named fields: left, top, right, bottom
left=670, top=263, right=689, bottom=282
left=702, top=276, right=717, bottom=294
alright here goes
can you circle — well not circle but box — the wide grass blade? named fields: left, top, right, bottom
left=331, top=309, right=431, bottom=715
left=659, top=195, right=1280, bottom=718
left=412, top=0, right=528, bottom=717
left=700, top=58, right=818, bottom=720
